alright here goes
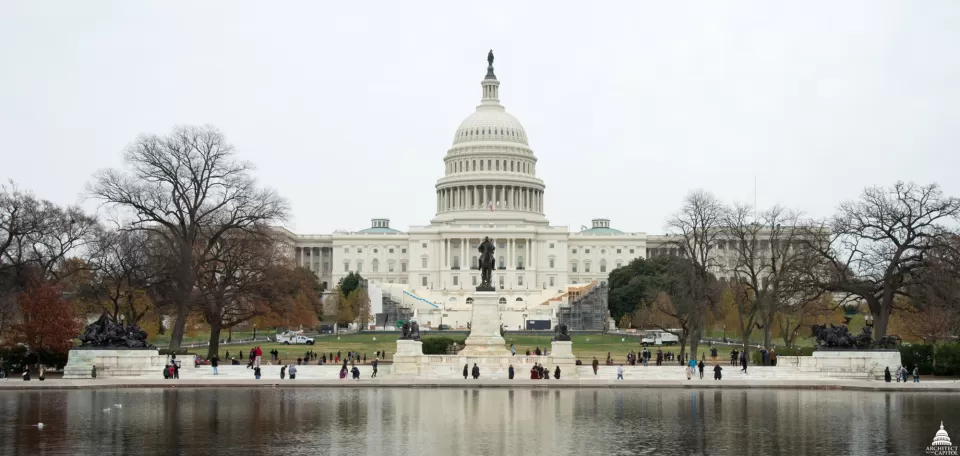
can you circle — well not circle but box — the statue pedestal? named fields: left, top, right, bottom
left=460, top=292, right=510, bottom=356
left=392, top=340, right=424, bottom=376
left=63, top=349, right=169, bottom=379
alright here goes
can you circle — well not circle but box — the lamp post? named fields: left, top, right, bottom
left=253, top=324, right=257, bottom=340
left=864, top=313, right=874, bottom=327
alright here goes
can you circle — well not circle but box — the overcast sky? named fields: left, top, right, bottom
left=2, top=1, right=958, bottom=235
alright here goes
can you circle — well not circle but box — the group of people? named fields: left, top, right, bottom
left=519, top=346, right=549, bottom=356
left=885, top=365, right=920, bottom=383
left=530, top=363, right=559, bottom=379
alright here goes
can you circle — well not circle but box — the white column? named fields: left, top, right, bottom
left=446, top=239, right=450, bottom=268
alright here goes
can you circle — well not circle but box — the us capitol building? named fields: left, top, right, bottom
left=276, top=52, right=681, bottom=330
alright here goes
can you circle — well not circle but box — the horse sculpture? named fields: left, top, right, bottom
left=553, top=323, right=571, bottom=341
left=810, top=324, right=856, bottom=348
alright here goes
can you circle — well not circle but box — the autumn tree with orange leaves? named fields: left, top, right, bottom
left=6, top=283, right=81, bottom=354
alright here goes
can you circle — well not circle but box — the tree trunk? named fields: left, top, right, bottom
left=207, top=322, right=222, bottom=360
left=873, top=305, right=891, bottom=341
left=168, top=303, right=188, bottom=351
left=762, top=313, right=774, bottom=349
left=689, top=328, right=701, bottom=362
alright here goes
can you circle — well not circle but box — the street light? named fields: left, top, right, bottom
left=864, top=313, right=874, bottom=327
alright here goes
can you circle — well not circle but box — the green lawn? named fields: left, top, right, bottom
left=171, top=332, right=782, bottom=363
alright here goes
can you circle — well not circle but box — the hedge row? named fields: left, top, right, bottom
left=900, top=343, right=960, bottom=376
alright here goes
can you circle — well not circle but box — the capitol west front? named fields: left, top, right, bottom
left=277, top=56, right=679, bottom=330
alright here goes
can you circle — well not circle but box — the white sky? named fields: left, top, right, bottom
left=2, top=1, right=958, bottom=234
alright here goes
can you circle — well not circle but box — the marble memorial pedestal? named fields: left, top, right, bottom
left=460, top=292, right=510, bottom=356
left=392, top=339, right=424, bottom=376
left=63, top=349, right=169, bottom=379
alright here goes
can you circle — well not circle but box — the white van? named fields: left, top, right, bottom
left=641, top=330, right=680, bottom=346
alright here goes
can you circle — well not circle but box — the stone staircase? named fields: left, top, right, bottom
left=573, top=364, right=864, bottom=381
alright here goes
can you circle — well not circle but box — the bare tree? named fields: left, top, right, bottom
left=725, top=204, right=822, bottom=351
left=0, top=182, right=98, bottom=337
left=663, top=190, right=727, bottom=359
left=89, top=125, right=288, bottom=350
left=81, top=228, right=158, bottom=324
left=801, top=182, right=960, bottom=340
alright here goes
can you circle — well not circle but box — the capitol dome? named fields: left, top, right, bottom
left=453, top=110, right=528, bottom=145
left=432, top=50, right=547, bottom=225
left=933, top=422, right=953, bottom=446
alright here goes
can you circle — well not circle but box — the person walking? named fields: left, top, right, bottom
left=351, top=366, right=360, bottom=380
left=289, top=364, right=297, bottom=380
left=901, top=366, right=909, bottom=383
left=372, top=359, right=379, bottom=378
left=913, top=366, right=920, bottom=383
left=688, top=357, right=697, bottom=380
left=508, top=364, right=515, bottom=380
left=698, top=359, right=705, bottom=379
left=740, top=351, right=748, bottom=374
left=280, top=365, right=287, bottom=380
left=254, top=346, right=262, bottom=368
left=38, top=366, right=45, bottom=381
left=617, top=365, right=624, bottom=380
left=713, top=364, right=723, bottom=380
left=896, top=365, right=901, bottom=382
left=510, top=344, right=516, bottom=356
left=592, top=357, right=600, bottom=376
left=884, top=366, right=892, bottom=382
left=211, top=356, right=219, bottom=375
left=463, top=364, right=469, bottom=379
left=471, top=363, right=480, bottom=379
left=554, top=366, right=561, bottom=379
left=254, top=366, right=261, bottom=380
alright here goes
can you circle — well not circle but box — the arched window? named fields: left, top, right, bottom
left=498, top=297, right=507, bottom=305
left=510, top=162, right=514, bottom=172
left=600, top=259, right=606, bottom=273
left=616, top=261, right=622, bottom=269
left=488, top=159, right=491, bottom=170
left=584, top=261, right=591, bottom=273
left=496, top=161, right=500, bottom=171
left=480, top=160, right=484, bottom=170
left=466, top=297, right=474, bottom=304
left=571, top=261, right=578, bottom=273
left=471, top=255, right=478, bottom=270
left=401, top=260, right=407, bottom=272
left=472, top=160, right=476, bottom=171
left=372, top=259, right=379, bottom=273
left=449, top=297, right=457, bottom=302
left=515, top=297, right=524, bottom=302
left=388, top=259, right=395, bottom=272
left=357, top=260, right=363, bottom=272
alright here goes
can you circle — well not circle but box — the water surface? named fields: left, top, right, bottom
left=0, top=387, right=956, bottom=456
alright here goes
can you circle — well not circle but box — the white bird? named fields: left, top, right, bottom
left=102, top=408, right=110, bottom=412
left=35, top=423, right=44, bottom=429
left=113, top=404, right=122, bottom=408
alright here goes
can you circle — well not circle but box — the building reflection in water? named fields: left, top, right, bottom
left=1, top=388, right=959, bottom=455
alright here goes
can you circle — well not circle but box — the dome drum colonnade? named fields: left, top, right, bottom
left=435, top=52, right=546, bottom=218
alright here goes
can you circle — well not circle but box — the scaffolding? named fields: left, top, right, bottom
left=558, top=281, right=609, bottom=331
left=375, top=293, right=413, bottom=329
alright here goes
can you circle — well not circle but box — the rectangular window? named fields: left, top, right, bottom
left=358, top=248, right=363, bottom=253
left=389, top=263, right=395, bottom=272
left=518, top=275, right=523, bottom=286
left=617, top=249, right=622, bottom=254
left=453, top=276, right=459, bottom=286
left=421, top=276, right=428, bottom=286
left=344, top=262, right=350, bottom=272
left=585, top=263, right=591, bottom=273
left=422, top=243, right=427, bottom=248
left=400, top=279, right=407, bottom=284
left=357, top=261, right=363, bottom=272
left=630, top=249, right=635, bottom=254
left=572, top=263, right=578, bottom=273
left=549, top=276, right=555, bottom=287
left=571, top=279, right=577, bottom=284
left=402, top=262, right=407, bottom=272
left=600, top=264, right=606, bottom=273
left=499, top=276, right=504, bottom=289
left=421, top=257, right=428, bottom=268
left=344, top=248, right=349, bottom=253
left=389, top=248, right=394, bottom=254
left=549, top=258, right=555, bottom=268
left=402, top=248, right=407, bottom=253
left=585, top=249, right=590, bottom=254
left=549, top=243, right=555, bottom=248
left=472, top=276, right=478, bottom=286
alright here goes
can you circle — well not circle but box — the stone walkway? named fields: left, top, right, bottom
left=1, top=377, right=957, bottom=392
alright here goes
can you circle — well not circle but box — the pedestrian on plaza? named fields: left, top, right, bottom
left=471, top=363, right=480, bottom=379
left=463, top=364, right=469, bottom=379
left=211, top=356, right=219, bottom=375
left=617, top=365, right=624, bottom=380
left=254, top=366, right=261, bottom=379
left=554, top=366, right=561, bottom=379
left=884, top=367, right=892, bottom=382
left=351, top=365, right=360, bottom=380
left=281, top=365, right=287, bottom=379
left=289, top=364, right=297, bottom=380
left=896, top=365, right=901, bottom=382
left=510, top=344, right=516, bottom=356
left=508, top=364, right=515, bottom=379
left=913, top=366, right=920, bottom=383
left=254, top=346, right=263, bottom=368
left=714, top=364, right=723, bottom=380
left=902, top=366, right=909, bottom=383
left=740, top=351, right=748, bottom=374
left=91, top=365, right=97, bottom=379
left=372, top=359, right=379, bottom=378
left=592, top=357, right=600, bottom=375
left=173, top=362, right=180, bottom=379
left=698, top=359, right=705, bottom=379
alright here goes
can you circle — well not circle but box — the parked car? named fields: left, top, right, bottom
left=276, top=332, right=315, bottom=345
